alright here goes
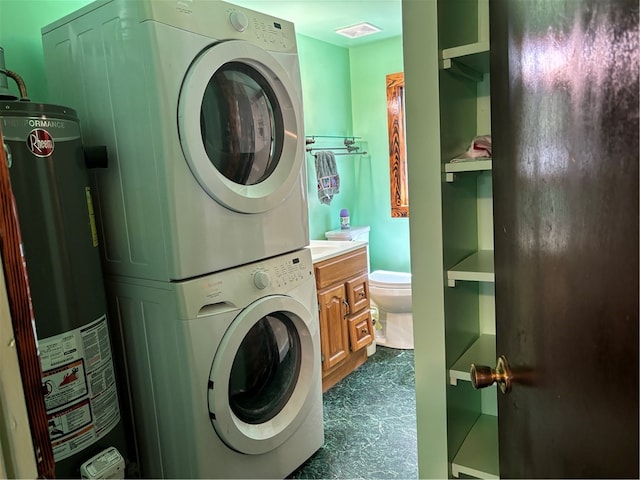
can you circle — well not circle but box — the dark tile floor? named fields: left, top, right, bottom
left=289, top=346, right=417, bottom=479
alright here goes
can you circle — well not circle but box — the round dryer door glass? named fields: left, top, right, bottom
left=179, top=40, right=304, bottom=214
left=201, top=62, right=284, bottom=186
left=229, top=313, right=300, bottom=424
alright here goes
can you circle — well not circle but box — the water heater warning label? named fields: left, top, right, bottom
left=39, top=315, right=120, bottom=461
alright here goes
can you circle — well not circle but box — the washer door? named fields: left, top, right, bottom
left=178, top=40, right=303, bottom=214
left=207, top=295, right=319, bottom=455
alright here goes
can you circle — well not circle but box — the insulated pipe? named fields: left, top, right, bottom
left=0, top=47, right=28, bottom=100
left=6, top=69, right=29, bottom=100
left=0, top=47, right=16, bottom=99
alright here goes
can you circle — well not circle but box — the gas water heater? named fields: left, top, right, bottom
left=0, top=48, right=133, bottom=479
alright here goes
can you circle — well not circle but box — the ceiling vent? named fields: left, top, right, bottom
left=335, top=22, right=382, bottom=39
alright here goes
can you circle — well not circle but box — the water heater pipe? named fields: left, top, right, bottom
left=5, top=69, right=29, bottom=100
left=0, top=47, right=29, bottom=100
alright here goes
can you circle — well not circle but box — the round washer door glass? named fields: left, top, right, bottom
left=208, top=295, right=319, bottom=455
left=229, top=312, right=299, bottom=424
left=179, top=40, right=303, bottom=214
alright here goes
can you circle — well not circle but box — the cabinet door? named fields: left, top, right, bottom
left=345, top=272, right=370, bottom=314
left=317, top=283, right=349, bottom=371
left=347, top=308, right=374, bottom=352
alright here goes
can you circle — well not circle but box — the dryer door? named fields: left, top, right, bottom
left=207, top=295, right=319, bottom=455
left=178, top=40, right=303, bottom=214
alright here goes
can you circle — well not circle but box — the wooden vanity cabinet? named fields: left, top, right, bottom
left=314, top=247, right=373, bottom=391
left=316, top=284, right=349, bottom=370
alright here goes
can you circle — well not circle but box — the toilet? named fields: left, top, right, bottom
left=368, top=270, right=413, bottom=349
left=324, top=226, right=414, bottom=350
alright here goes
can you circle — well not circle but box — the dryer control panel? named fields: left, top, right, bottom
left=106, top=0, right=298, bottom=54
left=223, top=3, right=296, bottom=52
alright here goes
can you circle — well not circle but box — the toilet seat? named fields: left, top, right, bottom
left=369, top=270, right=412, bottom=290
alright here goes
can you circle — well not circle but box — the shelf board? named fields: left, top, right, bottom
left=442, top=41, right=490, bottom=61
left=445, top=159, right=492, bottom=182
left=450, top=334, right=496, bottom=385
left=452, top=414, right=499, bottom=479
left=441, top=41, right=491, bottom=80
left=447, top=250, right=494, bottom=287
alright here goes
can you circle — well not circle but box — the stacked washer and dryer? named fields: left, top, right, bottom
left=41, top=1, right=323, bottom=478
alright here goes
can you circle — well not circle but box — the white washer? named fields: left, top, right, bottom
left=42, top=0, right=309, bottom=281
left=107, top=248, right=323, bottom=478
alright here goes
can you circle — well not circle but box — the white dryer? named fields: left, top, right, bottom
left=42, top=0, right=309, bottom=281
left=107, top=248, right=323, bottom=478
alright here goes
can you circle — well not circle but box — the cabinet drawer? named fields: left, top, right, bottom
left=348, top=308, right=374, bottom=352
left=314, top=247, right=368, bottom=289
left=346, top=272, right=370, bottom=313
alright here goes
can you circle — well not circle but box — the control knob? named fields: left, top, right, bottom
left=229, top=11, right=249, bottom=32
left=253, top=270, right=271, bottom=289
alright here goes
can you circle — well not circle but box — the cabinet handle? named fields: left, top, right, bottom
left=342, top=299, right=350, bottom=318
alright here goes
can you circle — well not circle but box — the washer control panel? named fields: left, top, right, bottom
left=179, top=250, right=314, bottom=318
left=250, top=253, right=311, bottom=291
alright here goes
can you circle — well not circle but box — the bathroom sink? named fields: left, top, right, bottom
left=308, top=244, right=336, bottom=256
left=307, top=240, right=367, bottom=263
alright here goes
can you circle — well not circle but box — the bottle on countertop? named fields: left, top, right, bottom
left=340, top=208, right=350, bottom=230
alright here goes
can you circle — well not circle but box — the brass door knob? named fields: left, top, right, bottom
left=470, top=355, right=512, bottom=394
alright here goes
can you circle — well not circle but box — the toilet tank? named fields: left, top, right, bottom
left=325, top=225, right=370, bottom=242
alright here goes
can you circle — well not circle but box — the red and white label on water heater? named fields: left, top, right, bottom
left=26, top=128, right=55, bottom=157
left=39, top=315, right=121, bottom=462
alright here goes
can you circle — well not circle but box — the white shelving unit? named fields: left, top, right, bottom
left=441, top=42, right=491, bottom=82
left=443, top=40, right=490, bottom=60
left=447, top=250, right=494, bottom=287
left=449, top=334, right=496, bottom=385
left=445, top=159, right=492, bottom=182
left=438, top=1, right=497, bottom=478
left=451, top=415, right=499, bottom=479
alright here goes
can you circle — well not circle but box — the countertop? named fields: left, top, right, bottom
left=306, top=239, right=368, bottom=263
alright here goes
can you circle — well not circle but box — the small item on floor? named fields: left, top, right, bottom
left=315, top=150, right=340, bottom=205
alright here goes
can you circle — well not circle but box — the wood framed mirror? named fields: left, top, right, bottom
left=386, top=72, right=408, bottom=217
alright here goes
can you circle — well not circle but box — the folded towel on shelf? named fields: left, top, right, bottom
left=315, top=150, right=340, bottom=205
left=451, top=134, right=492, bottom=162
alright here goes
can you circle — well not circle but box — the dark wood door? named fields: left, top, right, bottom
left=490, top=0, right=639, bottom=477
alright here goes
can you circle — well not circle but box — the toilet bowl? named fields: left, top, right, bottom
left=368, top=270, right=413, bottom=350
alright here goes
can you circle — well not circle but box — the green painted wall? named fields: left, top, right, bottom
left=300, top=34, right=410, bottom=274
left=349, top=37, right=408, bottom=273
left=296, top=35, right=356, bottom=241
left=0, top=0, right=91, bottom=102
